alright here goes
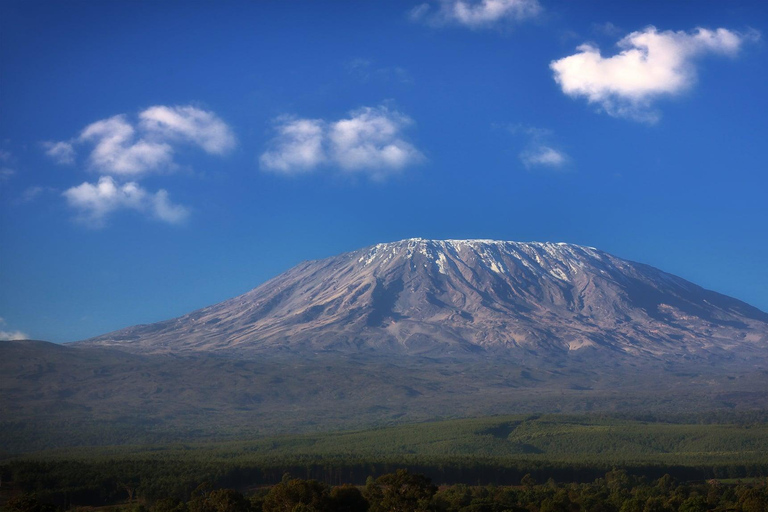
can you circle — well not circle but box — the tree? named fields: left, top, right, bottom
left=208, top=489, right=251, bottom=512
left=153, top=497, right=188, bottom=512
left=364, top=470, right=437, bottom=512
left=330, top=485, right=369, bottom=512
left=263, top=478, right=331, bottom=512
left=520, top=474, right=536, bottom=490
left=738, top=488, right=768, bottom=512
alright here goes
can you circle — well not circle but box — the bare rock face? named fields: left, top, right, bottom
left=76, top=239, right=768, bottom=361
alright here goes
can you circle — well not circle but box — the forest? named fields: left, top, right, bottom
left=2, top=469, right=767, bottom=512
left=2, top=414, right=768, bottom=511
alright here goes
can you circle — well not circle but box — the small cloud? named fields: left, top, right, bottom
left=260, top=105, right=424, bottom=180
left=0, top=150, right=12, bottom=162
left=409, top=3, right=432, bottom=22
left=63, top=176, right=189, bottom=228
left=506, top=123, right=570, bottom=170
left=139, top=105, right=237, bottom=155
left=48, top=105, right=236, bottom=177
left=411, top=0, right=542, bottom=30
left=520, top=145, right=568, bottom=168
left=0, top=319, right=28, bottom=340
left=0, top=330, right=28, bottom=341
left=329, top=106, right=424, bottom=176
left=45, top=105, right=233, bottom=228
left=42, top=141, right=76, bottom=165
left=260, top=117, right=326, bottom=174
left=550, top=26, right=760, bottom=122
left=79, top=115, right=175, bottom=177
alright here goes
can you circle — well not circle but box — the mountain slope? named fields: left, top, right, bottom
left=76, top=239, right=768, bottom=360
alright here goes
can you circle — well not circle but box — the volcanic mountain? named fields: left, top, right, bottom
left=5, top=239, right=768, bottom=451
left=78, top=239, right=768, bottom=361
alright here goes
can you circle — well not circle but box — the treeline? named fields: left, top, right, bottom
left=3, top=457, right=768, bottom=509
left=3, top=469, right=768, bottom=512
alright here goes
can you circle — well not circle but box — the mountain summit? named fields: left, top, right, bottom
left=78, top=239, right=768, bottom=360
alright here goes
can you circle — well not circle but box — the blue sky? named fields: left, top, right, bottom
left=1, top=0, right=767, bottom=343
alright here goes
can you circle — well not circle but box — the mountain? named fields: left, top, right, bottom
left=5, top=239, right=768, bottom=452
left=77, top=239, right=768, bottom=361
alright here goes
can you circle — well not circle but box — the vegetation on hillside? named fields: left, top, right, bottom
left=3, top=414, right=768, bottom=510
left=2, top=469, right=767, bottom=512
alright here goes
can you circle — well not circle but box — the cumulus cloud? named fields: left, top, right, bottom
left=63, top=176, right=189, bottom=228
left=139, top=105, right=236, bottom=155
left=329, top=107, right=424, bottom=174
left=42, top=141, right=76, bottom=165
left=47, top=105, right=235, bottom=176
left=43, top=105, right=233, bottom=226
left=80, top=115, right=174, bottom=176
left=260, top=106, right=424, bottom=179
left=260, top=117, right=326, bottom=174
left=550, top=26, right=758, bottom=122
left=410, top=0, right=541, bottom=29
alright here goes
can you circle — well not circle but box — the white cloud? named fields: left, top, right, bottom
left=520, top=145, right=567, bottom=168
left=43, top=141, right=76, bottom=165
left=259, top=117, right=326, bottom=174
left=0, top=319, right=28, bottom=340
left=47, top=105, right=235, bottom=177
left=506, top=124, right=569, bottom=169
left=139, top=105, right=236, bottom=155
left=411, top=0, right=541, bottom=29
left=80, top=115, right=174, bottom=176
left=0, top=330, right=29, bottom=341
left=63, top=176, right=189, bottom=228
left=44, top=105, right=233, bottom=226
left=260, top=106, right=424, bottom=179
left=550, top=26, right=758, bottom=122
left=329, top=107, right=424, bottom=175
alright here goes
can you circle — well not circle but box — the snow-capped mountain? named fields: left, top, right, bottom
left=77, top=239, right=768, bottom=360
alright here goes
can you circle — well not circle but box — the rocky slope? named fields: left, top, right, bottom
left=76, top=239, right=768, bottom=361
